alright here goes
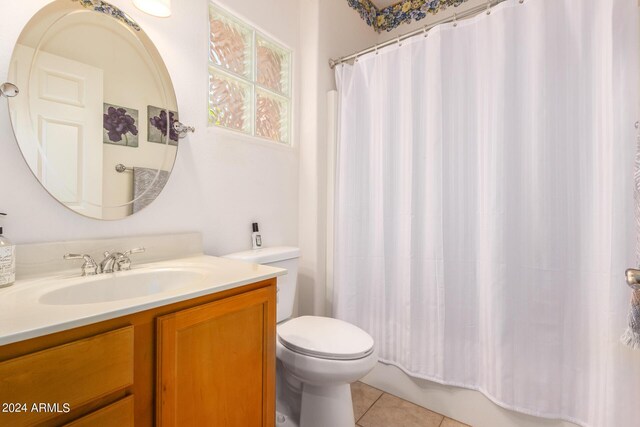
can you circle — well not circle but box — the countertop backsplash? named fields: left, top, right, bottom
left=15, top=232, right=203, bottom=280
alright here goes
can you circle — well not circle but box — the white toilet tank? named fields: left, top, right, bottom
left=223, top=247, right=300, bottom=323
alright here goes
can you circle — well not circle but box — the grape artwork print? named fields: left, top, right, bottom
left=102, top=103, right=139, bottom=147
left=148, top=105, right=179, bottom=146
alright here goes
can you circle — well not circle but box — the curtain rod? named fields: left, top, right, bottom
left=329, top=0, right=513, bottom=69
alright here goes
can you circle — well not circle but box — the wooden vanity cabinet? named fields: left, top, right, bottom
left=0, top=278, right=276, bottom=427
left=156, top=286, right=276, bottom=426
left=0, top=327, right=134, bottom=427
left=63, top=396, right=135, bottom=427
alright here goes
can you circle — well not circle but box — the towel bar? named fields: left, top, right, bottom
left=115, top=164, right=132, bottom=173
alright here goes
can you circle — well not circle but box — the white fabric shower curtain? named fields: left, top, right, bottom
left=333, top=0, right=640, bottom=426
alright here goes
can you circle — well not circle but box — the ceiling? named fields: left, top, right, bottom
left=371, top=0, right=400, bottom=8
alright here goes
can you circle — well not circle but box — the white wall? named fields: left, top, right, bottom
left=297, top=0, right=378, bottom=316
left=0, top=0, right=299, bottom=257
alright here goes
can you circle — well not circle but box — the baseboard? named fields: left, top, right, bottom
left=361, top=363, right=579, bottom=427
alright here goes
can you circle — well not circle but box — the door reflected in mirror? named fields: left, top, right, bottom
left=7, top=0, right=179, bottom=220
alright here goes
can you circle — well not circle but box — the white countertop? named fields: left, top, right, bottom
left=0, top=255, right=285, bottom=346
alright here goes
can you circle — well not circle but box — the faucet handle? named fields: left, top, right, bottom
left=124, top=247, right=145, bottom=257
left=64, top=253, right=93, bottom=261
left=63, top=253, right=98, bottom=276
left=117, top=247, right=145, bottom=271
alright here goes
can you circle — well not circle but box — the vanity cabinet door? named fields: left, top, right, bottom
left=156, top=285, right=276, bottom=427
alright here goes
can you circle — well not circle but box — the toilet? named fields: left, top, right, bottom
left=224, top=247, right=377, bottom=427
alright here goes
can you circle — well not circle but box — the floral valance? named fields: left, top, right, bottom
left=347, top=0, right=469, bottom=32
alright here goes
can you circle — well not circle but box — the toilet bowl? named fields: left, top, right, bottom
left=224, top=247, right=377, bottom=427
left=277, top=316, right=378, bottom=427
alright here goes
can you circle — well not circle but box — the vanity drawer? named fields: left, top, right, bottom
left=64, top=395, right=134, bottom=427
left=0, top=326, right=134, bottom=426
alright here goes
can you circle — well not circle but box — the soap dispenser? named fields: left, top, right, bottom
left=252, top=222, right=263, bottom=250
left=0, top=213, right=15, bottom=287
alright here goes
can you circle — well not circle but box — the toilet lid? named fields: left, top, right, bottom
left=277, top=316, right=374, bottom=360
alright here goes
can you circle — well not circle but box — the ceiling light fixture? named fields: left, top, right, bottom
left=133, top=0, right=171, bottom=17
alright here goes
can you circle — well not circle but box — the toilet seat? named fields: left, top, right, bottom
left=277, top=316, right=374, bottom=361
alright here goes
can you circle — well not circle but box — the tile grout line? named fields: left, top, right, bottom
left=356, top=390, right=386, bottom=424
left=373, top=387, right=447, bottom=424
left=361, top=386, right=452, bottom=427
left=356, top=383, right=469, bottom=427
left=436, top=408, right=447, bottom=427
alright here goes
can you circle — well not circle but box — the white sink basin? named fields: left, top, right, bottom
left=39, top=268, right=209, bottom=305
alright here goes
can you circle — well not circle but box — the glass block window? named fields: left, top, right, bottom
left=209, top=3, right=292, bottom=144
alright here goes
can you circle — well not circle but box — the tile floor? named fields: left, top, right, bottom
left=351, top=381, right=471, bottom=427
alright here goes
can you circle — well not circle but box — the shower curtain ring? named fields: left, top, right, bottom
left=375, top=44, right=379, bottom=54
left=453, top=13, right=458, bottom=27
left=635, top=121, right=639, bottom=130
left=486, top=0, right=491, bottom=14
left=423, top=27, right=428, bottom=38
left=397, top=36, right=402, bottom=47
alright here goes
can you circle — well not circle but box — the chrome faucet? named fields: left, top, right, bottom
left=64, top=247, right=145, bottom=275
left=99, top=251, right=124, bottom=274
left=63, top=254, right=99, bottom=276
left=100, top=247, right=146, bottom=273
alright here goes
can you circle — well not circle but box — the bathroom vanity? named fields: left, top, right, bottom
left=0, top=235, right=283, bottom=427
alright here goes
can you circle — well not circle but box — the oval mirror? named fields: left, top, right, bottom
left=7, top=0, right=179, bottom=220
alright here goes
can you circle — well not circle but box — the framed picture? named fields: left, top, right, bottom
left=148, top=105, right=179, bottom=146
left=103, top=103, right=139, bottom=147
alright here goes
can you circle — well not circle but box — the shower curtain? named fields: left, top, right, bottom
left=333, top=0, right=640, bottom=425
